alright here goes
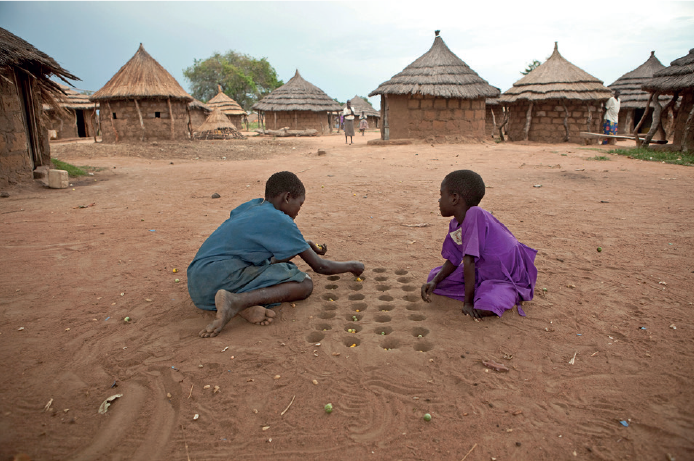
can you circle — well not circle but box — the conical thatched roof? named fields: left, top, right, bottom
left=344, top=95, right=380, bottom=118
left=609, top=52, right=668, bottom=108
left=48, top=83, right=96, bottom=110
left=90, top=44, right=192, bottom=102
left=207, top=85, right=246, bottom=115
left=500, top=42, right=612, bottom=103
left=196, top=107, right=238, bottom=132
left=642, top=48, right=694, bottom=94
left=252, top=70, right=342, bottom=112
left=368, top=31, right=499, bottom=99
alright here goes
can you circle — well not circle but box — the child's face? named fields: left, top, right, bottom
left=438, top=181, right=456, bottom=217
left=279, top=193, right=305, bottom=220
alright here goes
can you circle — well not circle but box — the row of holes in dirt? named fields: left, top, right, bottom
left=324, top=282, right=418, bottom=292
left=306, top=328, right=433, bottom=352
left=321, top=293, right=421, bottom=303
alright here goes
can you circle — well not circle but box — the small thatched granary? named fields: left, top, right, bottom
left=194, top=107, right=243, bottom=140
left=0, top=27, right=78, bottom=186
left=206, top=85, right=246, bottom=129
left=609, top=51, right=669, bottom=136
left=188, top=99, right=211, bottom=131
left=44, top=83, right=98, bottom=140
left=500, top=42, right=612, bottom=143
left=90, top=44, right=193, bottom=142
left=368, top=31, right=499, bottom=142
left=642, top=48, right=694, bottom=151
left=343, top=96, right=380, bottom=129
left=252, top=70, right=342, bottom=134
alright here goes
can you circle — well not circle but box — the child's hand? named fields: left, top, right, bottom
left=462, top=303, right=482, bottom=320
left=349, top=262, right=365, bottom=277
left=421, top=282, right=437, bottom=302
left=308, top=241, right=328, bottom=255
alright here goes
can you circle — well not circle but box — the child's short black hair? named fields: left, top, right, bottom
left=265, top=171, right=305, bottom=199
left=443, top=170, right=485, bottom=206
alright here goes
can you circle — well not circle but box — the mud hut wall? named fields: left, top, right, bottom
left=45, top=109, right=93, bottom=139
left=387, top=94, right=486, bottom=141
left=505, top=99, right=603, bottom=143
left=264, top=110, right=329, bottom=134
left=0, top=68, right=32, bottom=186
left=99, top=99, right=190, bottom=142
left=225, top=114, right=244, bottom=130
left=367, top=115, right=379, bottom=129
left=485, top=105, right=500, bottom=138
left=189, top=109, right=208, bottom=131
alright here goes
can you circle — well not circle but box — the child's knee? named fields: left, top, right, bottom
left=300, top=277, right=313, bottom=298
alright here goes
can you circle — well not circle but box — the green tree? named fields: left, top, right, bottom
left=521, top=60, right=542, bottom=75
left=333, top=97, right=345, bottom=105
left=183, top=51, right=283, bottom=110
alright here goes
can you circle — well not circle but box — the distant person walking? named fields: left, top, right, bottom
left=602, top=90, right=620, bottom=145
left=359, top=111, right=368, bottom=135
left=343, top=101, right=356, bottom=144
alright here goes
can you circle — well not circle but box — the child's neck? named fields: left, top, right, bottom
left=454, top=204, right=472, bottom=226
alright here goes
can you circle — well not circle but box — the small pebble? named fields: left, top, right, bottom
left=312, top=380, right=318, bottom=385
left=273, top=375, right=280, bottom=380
left=516, top=442, right=521, bottom=447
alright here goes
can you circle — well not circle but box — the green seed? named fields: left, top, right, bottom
left=423, top=413, right=432, bottom=421
left=418, top=334, right=422, bottom=338
left=324, top=403, right=333, bottom=414
left=381, top=332, right=385, bottom=335
left=542, top=287, right=548, bottom=292
left=175, top=278, right=180, bottom=283
left=597, top=247, right=602, bottom=252
left=124, top=317, right=131, bottom=322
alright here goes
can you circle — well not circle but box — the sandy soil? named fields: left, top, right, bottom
left=1, top=131, right=692, bottom=461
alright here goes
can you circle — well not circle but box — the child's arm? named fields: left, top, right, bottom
left=298, top=248, right=364, bottom=277
left=421, top=259, right=457, bottom=302
left=306, top=240, right=328, bottom=255
left=461, top=255, right=482, bottom=319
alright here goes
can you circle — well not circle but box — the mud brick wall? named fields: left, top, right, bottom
left=0, top=69, right=31, bottom=186
left=98, top=98, right=191, bottom=142
left=189, top=108, right=208, bottom=132
left=226, top=114, right=244, bottom=130
left=264, top=110, right=332, bottom=134
left=505, top=99, right=603, bottom=143
left=385, top=94, right=486, bottom=142
left=485, top=104, right=502, bottom=138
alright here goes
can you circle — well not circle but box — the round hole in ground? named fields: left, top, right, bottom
left=322, top=303, right=338, bottom=311
left=411, top=327, right=429, bottom=337
left=343, top=337, right=361, bottom=348
left=327, top=275, right=340, bottom=281
left=397, top=276, right=414, bottom=283
left=406, top=304, right=421, bottom=311
left=315, top=323, right=333, bottom=331
left=344, top=323, right=362, bottom=333
left=374, top=326, right=393, bottom=335
left=403, top=294, right=419, bottom=303
left=376, top=284, right=391, bottom=292
left=322, top=293, right=339, bottom=301
left=378, top=294, right=394, bottom=302
left=306, top=331, right=325, bottom=343
left=373, top=268, right=387, bottom=273
left=374, top=314, right=392, bottom=323
left=318, top=311, right=336, bottom=320
left=374, top=276, right=388, bottom=282
left=349, top=293, right=365, bottom=301
left=394, top=269, right=409, bottom=275
left=351, top=302, right=368, bottom=312
left=377, top=304, right=394, bottom=312
left=408, top=314, right=426, bottom=322
left=346, top=313, right=364, bottom=322
left=325, top=284, right=338, bottom=290
left=348, top=283, right=364, bottom=291
left=414, top=341, right=434, bottom=352
left=380, top=337, right=401, bottom=350
left=401, top=285, right=417, bottom=292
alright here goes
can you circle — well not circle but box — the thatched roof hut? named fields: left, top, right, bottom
left=43, top=83, right=98, bottom=140
left=194, top=107, right=244, bottom=140
left=344, top=95, right=380, bottom=129
left=252, top=70, right=341, bottom=134
left=90, top=44, right=193, bottom=142
left=499, top=42, right=612, bottom=143
left=641, top=48, right=694, bottom=151
left=0, top=27, right=79, bottom=186
left=188, top=99, right=211, bottom=132
left=368, top=31, right=499, bottom=142
left=206, top=85, right=246, bottom=128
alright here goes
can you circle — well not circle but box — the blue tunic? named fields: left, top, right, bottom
left=187, top=198, right=310, bottom=311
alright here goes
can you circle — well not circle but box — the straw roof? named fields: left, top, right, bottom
left=206, top=85, right=246, bottom=115
left=609, top=52, right=668, bottom=108
left=195, top=107, right=237, bottom=132
left=189, top=99, right=211, bottom=112
left=90, top=44, right=192, bottom=102
left=642, top=48, right=694, bottom=94
left=368, top=31, right=499, bottom=99
left=42, top=83, right=96, bottom=111
left=252, top=70, right=342, bottom=112
left=500, top=42, right=612, bottom=103
left=344, top=95, right=380, bottom=118
left=0, top=27, right=79, bottom=107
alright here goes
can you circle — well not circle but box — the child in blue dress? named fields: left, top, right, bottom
left=188, top=171, right=365, bottom=338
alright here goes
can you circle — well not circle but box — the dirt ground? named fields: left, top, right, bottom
left=1, top=131, right=692, bottom=461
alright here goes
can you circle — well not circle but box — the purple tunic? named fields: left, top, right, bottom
left=427, top=206, right=538, bottom=317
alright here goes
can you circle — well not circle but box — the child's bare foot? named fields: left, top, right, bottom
left=239, top=305, right=276, bottom=325
left=199, top=290, right=244, bottom=338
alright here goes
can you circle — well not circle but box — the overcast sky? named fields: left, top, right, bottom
left=2, top=1, right=692, bottom=110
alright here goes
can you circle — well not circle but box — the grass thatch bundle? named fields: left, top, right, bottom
left=369, top=31, right=499, bottom=99
left=252, top=70, right=341, bottom=112
left=43, top=83, right=96, bottom=111
left=207, top=85, right=246, bottom=115
left=500, top=42, right=612, bottom=103
left=609, top=52, right=669, bottom=108
left=344, top=96, right=380, bottom=118
left=642, top=48, right=694, bottom=94
left=90, top=44, right=192, bottom=102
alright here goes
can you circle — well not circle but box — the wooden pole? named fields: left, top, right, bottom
left=134, top=99, right=145, bottom=142
left=490, top=107, right=497, bottom=139
left=185, top=104, right=193, bottom=139
left=681, top=98, right=694, bottom=152
left=562, top=102, right=570, bottom=142
left=274, top=112, right=277, bottom=130
left=633, top=92, right=653, bottom=146
left=523, top=101, right=533, bottom=141
left=294, top=111, right=297, bottom=130
left=383, top=94, right=389, bottom=140
left=106, top=101, right=119, bottom=142
left=643, top=92, right=663, bottom=147
left=498, top=106, right=508, bottom=141
left=168, top=97, right=175, bottom=140
left=92, top=104, right=97, bottom=143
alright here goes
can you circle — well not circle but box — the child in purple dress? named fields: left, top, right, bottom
left=421, top=170, right=538, bottom=319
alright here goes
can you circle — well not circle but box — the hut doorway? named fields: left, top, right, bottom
left=76, top=110, right=87, bottom=137
left=634, top=108, right=652, bottom=134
